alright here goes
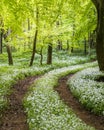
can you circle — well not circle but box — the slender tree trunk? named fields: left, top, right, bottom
left=29, top=29, right=38, bottom=66
left=0, top=30, right=3, bottom=54
left=67, top=40, right=69, bottom=51
left=88, top=32, right=91, bottom=55
left=40, top=47, right=43, bottom=65
left=29, top=6, right=38, bottom=66
left=92, top=0, right=104, bottom=71
left=47, top=43, right=52, bottom=64
left=6, top=44, right=13, bottom=65
left=71, top=46, right=74, bottom=53
left=4, top=29, right=13, bottom=65
left=84, top=37, right=87, bottom=55
left=71, top=24, right=75, bottom=53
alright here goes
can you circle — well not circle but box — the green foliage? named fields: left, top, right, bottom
left=68, top=67, right=104, bottom=115
left=0, top=0, right=97, bottom=53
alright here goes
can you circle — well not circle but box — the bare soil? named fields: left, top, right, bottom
left=0, top=76, right=39, bottom=130
left=55, top=75, right=104, bottom=130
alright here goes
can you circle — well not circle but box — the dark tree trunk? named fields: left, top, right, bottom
left=6, top=44, right=13, bottom=65
left=47, top=43, right=52, bottom=65
left=71, top=46, right=74, bottom=53
left=66, top=40, right=69, bottom=51
left=4, top=29, right=13, bottom=65
left=88, top=32, right=91, bottom=55
left=71, top=24, right=75, bottom=53
left=84, top=37, right=87, bottom=55
left=29, top=29, right=38, bottom=66
left=40, top=47, right=43, bottom=65
left=0, top=30, right=3, bottom=54
left=29, top=6, right=38, bottom=66
left=92, top=0, right=104, bottom=71
left=96, top=6, right=104, bottom=70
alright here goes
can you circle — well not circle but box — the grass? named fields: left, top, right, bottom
left=0, top=51, right=96, bottom=111
left=67, top=67, right=104, bottom=115
left=0, top=65, right=54, bottom=110
left=0, top=50, right=98, bottom=129
left=0, top=50, right=96, bottom=67
left=24, top=62, right=97, bottom=130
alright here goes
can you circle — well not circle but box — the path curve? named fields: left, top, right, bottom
left=55, top=75, right=104, bottom=130
left=0, top=76, right=39, bottom=130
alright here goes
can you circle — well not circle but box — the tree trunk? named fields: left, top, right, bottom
left=4, top=29, right=13, bottom=65
left=67, top=40, right=69, bottom=51
left=96, top=7, right=104, bottom=70
left=6, top=44, right=13, bottom=65
left=92, top=0, right=104, bottom=70
left=29, top=6, right=38, bottom=66
left=47, top=43, right=52, bottom=64
left=0, top=30, right=3, bottom=54
left=40, top=47, right=43, bottom=65
left=84, top=37, right=87, bottom=55
left=29, top=29, right=38, bottom=66
left=71, top=46, right=74, bottom=53
left=71, top=24, right=75, bottom=53
left=88, top=32, right=91, bottom=55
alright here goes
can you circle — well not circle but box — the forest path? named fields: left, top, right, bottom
left=0, top=76, right=39, bottom=130
left=55, top=75, right=104, bottom=130
left=0, top=73, right=104, bottom=130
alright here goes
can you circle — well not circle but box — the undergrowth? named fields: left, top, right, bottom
left=0, top=51, right=96, bottom=111
left=24, top=62, right=97, bottom=130
left=67, top=67, right=104, bottom=115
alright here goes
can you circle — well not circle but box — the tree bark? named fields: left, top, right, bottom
left=71, top=46, right=74, bottom=53
left=67, top=40, right=69, bottom=51
left=29, top=6, right=38, bottom=66
left=47, top=43, right=52, bottom=64
left=0, top=30, right=3, bottom=54
left=84, top=37, right=87, bottom=55
left=88, top=32, right=91, bottom=55
left=6, top=44, right=13, bottom=65
left=96, top=6, right=104, bottom=70
left=91, top=0, right=104, bottom=71
left=4, top=29, right=13, bottom=65
left=29, top=29, right=38, bottom=66
left=40, top=47, right=43, bottom=65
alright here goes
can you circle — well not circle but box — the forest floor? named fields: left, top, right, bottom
left=0, top=74, right=104, bottom=130
left=0, top=76, right=39, bottom=130
left=55, top=75, right=104, bottom=130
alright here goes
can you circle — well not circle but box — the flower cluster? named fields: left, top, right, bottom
left=24, top=62, right=97, bottom=130
left=68, top=67, right=104, bottom=115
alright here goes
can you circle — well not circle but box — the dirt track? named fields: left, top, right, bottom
left=55, top=75, right=104, bottom=130
left=0, top=74, right=104, bottom=130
